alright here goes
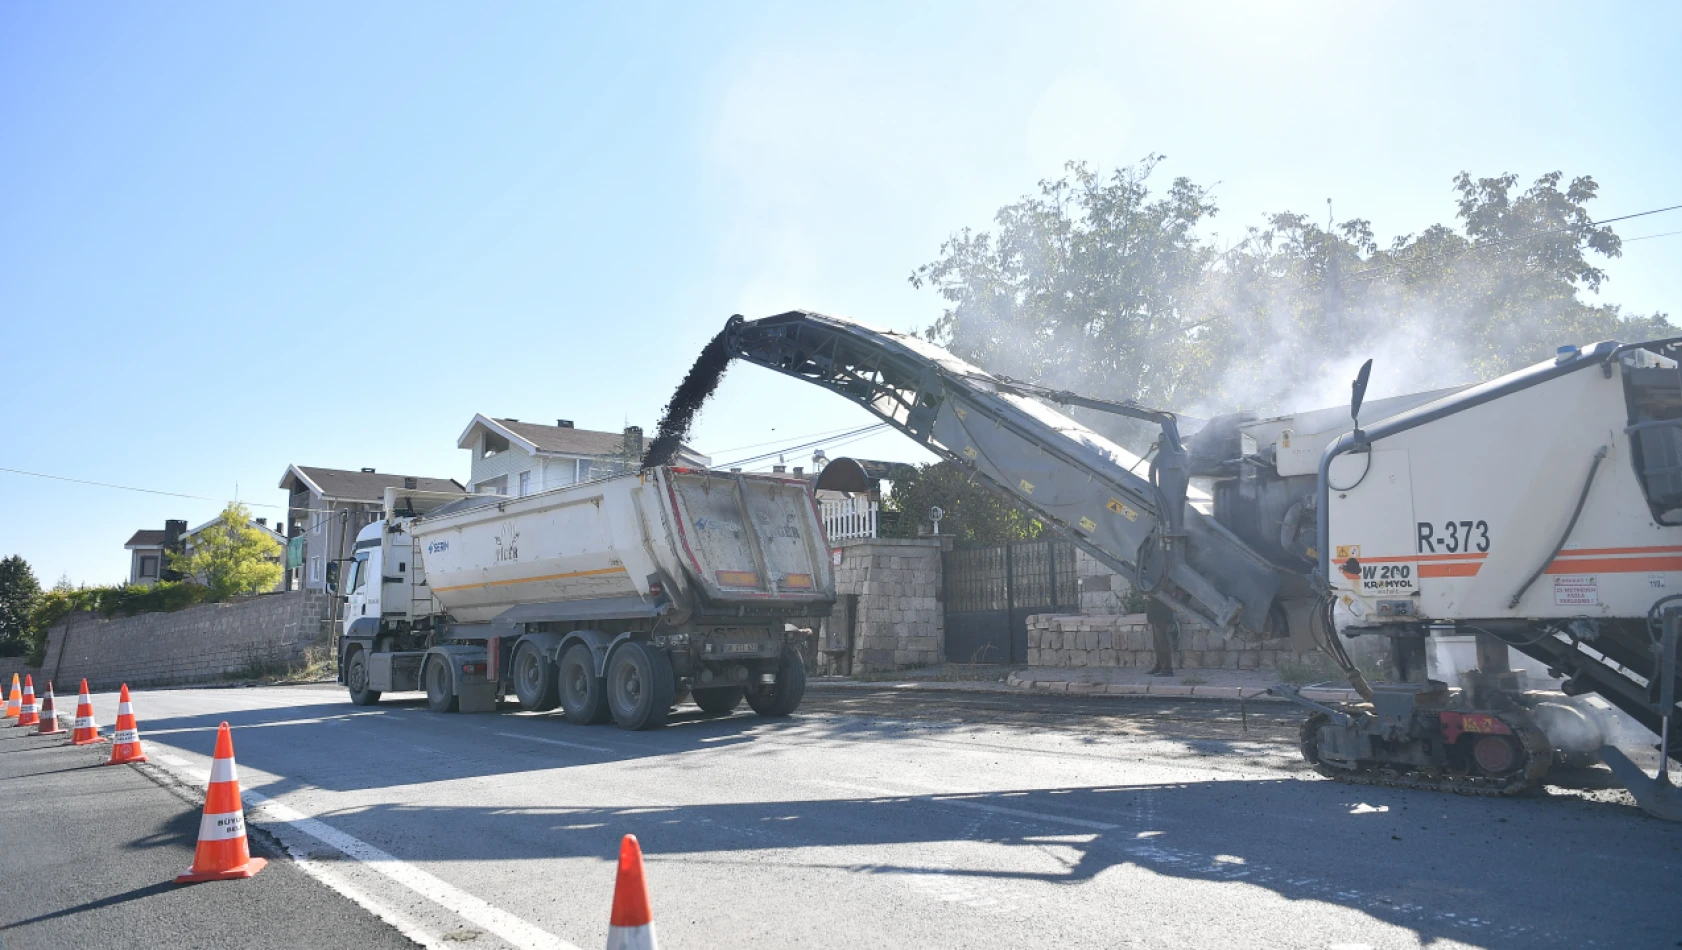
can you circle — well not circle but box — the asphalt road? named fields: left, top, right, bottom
left=7, top=682, right=1680, bottom=950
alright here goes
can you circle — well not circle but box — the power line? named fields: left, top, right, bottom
left=716, top=423, right=891, bottom=470
left=1337, top=202, right=1682, bottom=286
left=704, top=424, right=878, bottom=456
left=0, top=466, right=332, bottom=515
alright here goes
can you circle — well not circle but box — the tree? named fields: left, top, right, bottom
left=169, top=504, right=283, bottom=600
left=0, top=555, right=41, bottom=654
left=882, top=462, right=1045, bottom=546
left=914, top=159, right=1673, bottom=434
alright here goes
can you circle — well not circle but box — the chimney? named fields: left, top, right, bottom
left=404, top=477, right=418, bottom=489
left=623, top=425, right=643, bottom=459
left=255, top=517, right=267, bottom=527
left=557, top=419, right=574, bottom=428
left=772, top=465, right=787, bottom=474
left=361, top=467, right=376, bottom=473
left=793, top=466, right=804, bottom=476
left=730, top=467, right=742, bottom=473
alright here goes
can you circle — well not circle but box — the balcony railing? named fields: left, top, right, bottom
left=821, top=498, right=878, bottom=541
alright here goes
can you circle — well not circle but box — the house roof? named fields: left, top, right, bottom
left=454, top=414, right=710, bottom=465
left=124, top=530, right=167, bottom=549
left=186, top=516, right=286, bottom=542
left=278, top=465, right=464, bottom=502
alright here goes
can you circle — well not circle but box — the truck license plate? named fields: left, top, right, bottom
left=723, top=643, right=761, bottom=654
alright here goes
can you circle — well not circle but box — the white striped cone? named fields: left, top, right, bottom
left=105, top=684, right=147, bottom=765
left=605, top=834, right=659, bottom=950
left=70, top=679, right=103, bottom=745
left=3, top=673, right=18, bottom=718
left=175, top=721, right=266, bottom=883
left=15, top=676, right=38, bottom=727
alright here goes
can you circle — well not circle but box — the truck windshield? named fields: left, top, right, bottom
left=350, top=554, right=369, bottom=593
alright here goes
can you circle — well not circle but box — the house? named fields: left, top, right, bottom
left=124, top=520, right=185, bottom=586
left=455, top=416, right=710, bottom=497
left=278, top=466, right=465, bottom=591
left=123, top=515, right=287, bottom=589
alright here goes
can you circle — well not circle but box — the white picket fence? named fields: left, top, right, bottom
left=820, top=498, right=878, bottom=541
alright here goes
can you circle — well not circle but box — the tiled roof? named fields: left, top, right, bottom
left=125, top=529, right=167, bottom=548
left=281, top=466, right=464, bottom=501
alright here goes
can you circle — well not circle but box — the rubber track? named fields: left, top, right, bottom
left=1301, top=710, right=1553, bottom=797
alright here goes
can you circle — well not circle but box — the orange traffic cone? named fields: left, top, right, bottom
left=174, top=722, right=266, bottom=884
left=606, top=834, right=659, bottom=950
left=3, top=673, right=18, bottom=718
left=35, top=682, right=62, bottom=735
left=70, top=680, right=104, bottom=745
left=15, top=675, right=38, bottom=727
left=105, top=685, right=147, bottom=765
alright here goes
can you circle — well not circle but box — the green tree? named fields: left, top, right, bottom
left=915, top=159, right=1672, bottom=430
left=169, top=504, right=283, bottom=600
left=882, top=462, right=1044, bottom=546
left=0, top=555, right=41, bottom=655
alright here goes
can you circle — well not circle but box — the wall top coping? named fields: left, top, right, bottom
left=835, top=537, right=943, bottom=550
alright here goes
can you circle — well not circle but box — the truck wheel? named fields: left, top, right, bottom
left=346, top=649, right=381, bottom=707
left=607, top=641, right=675, bottom=730
left=747, top=650, right=806, bottom=718
left=424, top=657, right=459, bottom=714
left=559, top=644, right=611, bottom=725
left=512, top=641, right=560, bottom=712
left=692, top=686, right=744, bottom=715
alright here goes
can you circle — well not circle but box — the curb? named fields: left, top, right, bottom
left=806, top=675, right=1362, bottom=704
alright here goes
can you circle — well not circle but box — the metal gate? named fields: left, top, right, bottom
left=943, top=539, right=1078, bottom=664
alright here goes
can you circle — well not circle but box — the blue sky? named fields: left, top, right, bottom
left=3, top=1, right=1678, bottom=586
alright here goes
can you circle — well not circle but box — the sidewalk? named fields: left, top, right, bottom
left=808, top=665, right=1363, bottom=703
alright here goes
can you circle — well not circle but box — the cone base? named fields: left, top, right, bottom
left=71, top=735, right=108, bottom=746
left=174, top=857, right=267, bottom=884
left=105, top=750, right=147, bottom=765
left=36, top=724, right=63, bottom=735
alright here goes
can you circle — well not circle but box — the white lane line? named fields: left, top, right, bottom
left=494, top=732, right=613, bottom=753
left=147, top=751, right=583, bottom=950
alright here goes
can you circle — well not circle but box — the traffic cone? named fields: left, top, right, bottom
left=3, top=673, right=18, bottom=718
left=15, top=675, right=38, bottom=727
left=606, top=834, right=659, bottom=950
left=174, top=722, right=267, bottom=884
left=34, top=682, right=62, bottom=735
left=70, top=680, right=104, bottom=745
left=105, top=685, right=147, bottom=765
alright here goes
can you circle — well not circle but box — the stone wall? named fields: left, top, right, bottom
left=821, top=537, right=944, bottom=673
left=1026, top=613, right=1310, bottom=671
left=12, top=589, right=334, bottom=691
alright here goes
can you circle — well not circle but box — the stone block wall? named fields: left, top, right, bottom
left=825, top=537, right=944, bottom=672
left=1025, top=613, right=1310, bottom=671
left=17, top=589, right=334, bottom=691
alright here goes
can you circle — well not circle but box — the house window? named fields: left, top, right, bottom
left=577, top=459, right=593, bottom=482
left=518, top=471, right=531, bottom=496
left=310, top=556, right=322, bottom=582
left=476, top=475, right=508, bottom=496
left=139, top=555, right=158, bottom=578
left=483, top=431, right=509, bottom=458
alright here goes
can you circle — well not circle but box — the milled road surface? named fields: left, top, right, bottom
left=8, top=682, right=1680, bottom=950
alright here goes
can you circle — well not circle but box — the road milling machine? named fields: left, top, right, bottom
left=672, top=310, right=1682, bottom=816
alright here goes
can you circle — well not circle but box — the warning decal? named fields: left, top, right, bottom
left=1553, top=575, right=1599, bottom=607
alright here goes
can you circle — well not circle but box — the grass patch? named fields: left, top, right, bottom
left=1179, top=674, right=1207, bottom=686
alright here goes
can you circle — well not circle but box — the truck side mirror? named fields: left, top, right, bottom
left=1350, top=358, right=1373, bottom=428
left=325, top=560, right=340, bottom=594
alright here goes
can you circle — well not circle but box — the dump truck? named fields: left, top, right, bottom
left=333, top=466, right=834, bottom=729
left=670, top=310, right=1681, bottom=816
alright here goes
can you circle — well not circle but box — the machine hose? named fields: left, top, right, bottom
left=1507, top=445, right=1609, bottom=609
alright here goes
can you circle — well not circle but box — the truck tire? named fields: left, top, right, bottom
left=424, top=656, right=459, bottom=714
left=511, top=641, right=560, bottom=712
left=607, top=641, right=675, bottom=730
left=747, top=650, right=806, bottom=718
left=346, top=649, right=381, bottom=707
left=559, top=643, right=611, bottom=725
left=692, top=686, right=744, bottom=715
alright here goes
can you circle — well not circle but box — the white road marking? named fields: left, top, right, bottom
left=146, top=751, right=583, bottom=950
left=495, top=731, right=613, bottom=753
